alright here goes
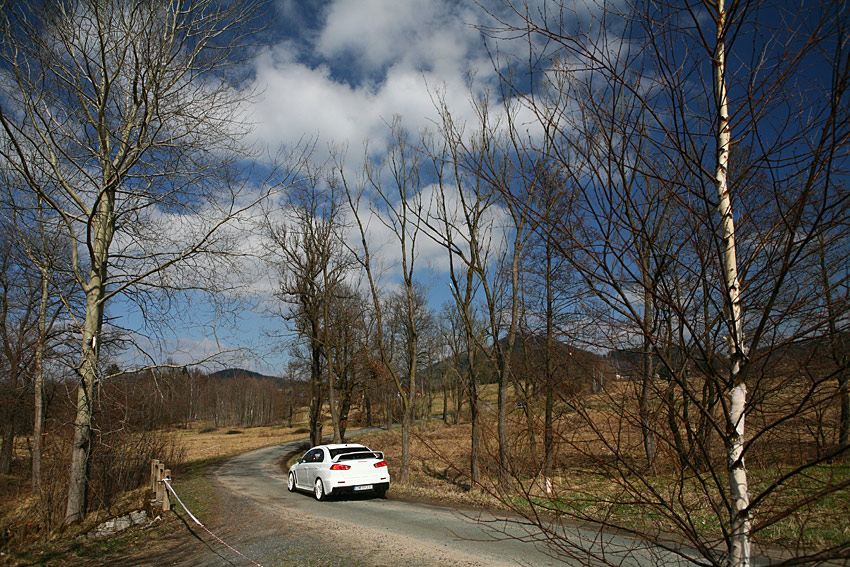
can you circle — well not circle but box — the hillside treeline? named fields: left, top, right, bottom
left=1, top=367, right=309, bottom=459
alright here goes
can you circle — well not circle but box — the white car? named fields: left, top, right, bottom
left=288, top=443, right=390, bottom=501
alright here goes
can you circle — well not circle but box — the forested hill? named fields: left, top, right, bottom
left=209, top=368, right=286, bottom=382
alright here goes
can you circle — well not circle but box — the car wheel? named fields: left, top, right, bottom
left=375, top=486, right=388, bottom=499
left=287, top=472, right=296, bottom=492
left=314, top=478, right=326, bottom=501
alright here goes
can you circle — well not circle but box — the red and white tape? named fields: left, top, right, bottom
left=162, top=478, right=264, bottom=567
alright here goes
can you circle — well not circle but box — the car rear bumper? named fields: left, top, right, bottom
left=327, top=481, right=390, bottom=496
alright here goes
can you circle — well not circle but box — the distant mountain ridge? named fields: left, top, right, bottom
left=209, top=368, right=284, bottom=381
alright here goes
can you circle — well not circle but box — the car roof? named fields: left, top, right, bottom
left=319, top=443, right=368, bottom=450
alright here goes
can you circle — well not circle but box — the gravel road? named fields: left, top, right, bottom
left=137, top=440, right=714, bottom=567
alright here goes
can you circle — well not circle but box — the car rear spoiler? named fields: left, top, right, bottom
left=332, top=450, right=385, bottom=462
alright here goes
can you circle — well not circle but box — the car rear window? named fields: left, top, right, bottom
left=337, top=451, right=380, bottom=461
left=329, top=446, right=369, bottom=458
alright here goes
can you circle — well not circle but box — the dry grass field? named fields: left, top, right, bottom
left=1, top=380, right=848, bottom=564
left=355, top=381, right=850, bottom=554
left=168, top=424, right=311, bottom=462
left=368, top=422, right=849, bottom=550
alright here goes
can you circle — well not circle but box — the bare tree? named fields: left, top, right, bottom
left=439, top=301, right=480, bottom=425
left=29, top=203, right=54, bottom=496
left=384, top=282, right=432, bottom=421
left=325, top=283, right=370, bottom=441
left=3, top=197, right=75, bottom=495
left=336, top=119, right=427, bottom=484
left=263, top=165, right=351, bottom=446
left=520, top=164, right=582, bottom=493
left=426, top=89, right=547, bottom=489
left=0, top=222, right=42, bottom=475
left=0, top=183, right=75, bottom=485
left=423, top=118, right=498, bottom=488
left=417, top=299, right=440, bottom=428
left=478, top=0, right=850, bottom=564
left=0, top=0, right=282, bottom=524
left=473, top=102, right=539, bottom=489
left=808, top=184, right=850, bottom=449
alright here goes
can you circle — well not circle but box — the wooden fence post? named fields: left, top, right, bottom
left=151, top=459, right=173, bottom=512
left=157, top=462, right=166, bottom=506
left=162, top=469, right=171, bottom=511
left=150, top=459, right=160, bottom=493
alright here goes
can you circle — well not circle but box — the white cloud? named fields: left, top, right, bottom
left=316, top=1, right=483, bottom=74
left=317, top=0, right=428, bottom=70
left=121, top=0, right=542, bottom=370
left=246, top=1, right=502, bottom=160
left=111, top=0, right=534, bottom=308
left=249, top=55, right=372, bottom=149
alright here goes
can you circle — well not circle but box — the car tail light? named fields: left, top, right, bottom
left=330, top=463, right=350, bottom=470
left=373, top=460, right=387, bottom=468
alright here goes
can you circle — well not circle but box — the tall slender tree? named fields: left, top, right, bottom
left=338, top=120, right=427, bottom=484
left=264, top=166, right=351, bottom=446
left=0, top=0, right=279, bottom=523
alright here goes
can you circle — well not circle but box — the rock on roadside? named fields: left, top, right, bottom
left=86, top=511, right=151, bottom=540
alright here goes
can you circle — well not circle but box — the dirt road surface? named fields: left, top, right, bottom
left=117, top=440, right=713, bottom=567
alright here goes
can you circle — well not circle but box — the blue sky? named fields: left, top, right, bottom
left=109, top=0, right=846, bottom=376
left=112, top=0, right=516, bottom=376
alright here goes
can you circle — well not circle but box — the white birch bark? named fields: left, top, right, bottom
left=712, top=1, right=751, bottom=564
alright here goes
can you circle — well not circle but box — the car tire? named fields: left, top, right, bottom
left=314, top=478, right=326, bottom=501
left=375, top=487, right=387, bottom=499
left=287, top=472, right=296, bottom=492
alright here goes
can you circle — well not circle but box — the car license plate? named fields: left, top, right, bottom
left=354, top=484, right=373, bottom=491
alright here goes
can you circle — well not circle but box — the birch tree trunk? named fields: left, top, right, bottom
left=712, top=1, right=750, bottom=564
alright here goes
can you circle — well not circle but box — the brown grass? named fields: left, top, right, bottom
left=2, top=377, right=847, bottom=561
left=355, top=381, right=850, bottom=554
left=169, top=424, right=310, bottom=462
left=0, top=422, right=313, bottom=563
left=357, top=421, right=501, bottom=507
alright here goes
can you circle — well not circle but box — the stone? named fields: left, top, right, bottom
left=87, top=510, right=149, bottom=539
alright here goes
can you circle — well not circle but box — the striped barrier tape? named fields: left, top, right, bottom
left=162, top=478, right=264, bottom=567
